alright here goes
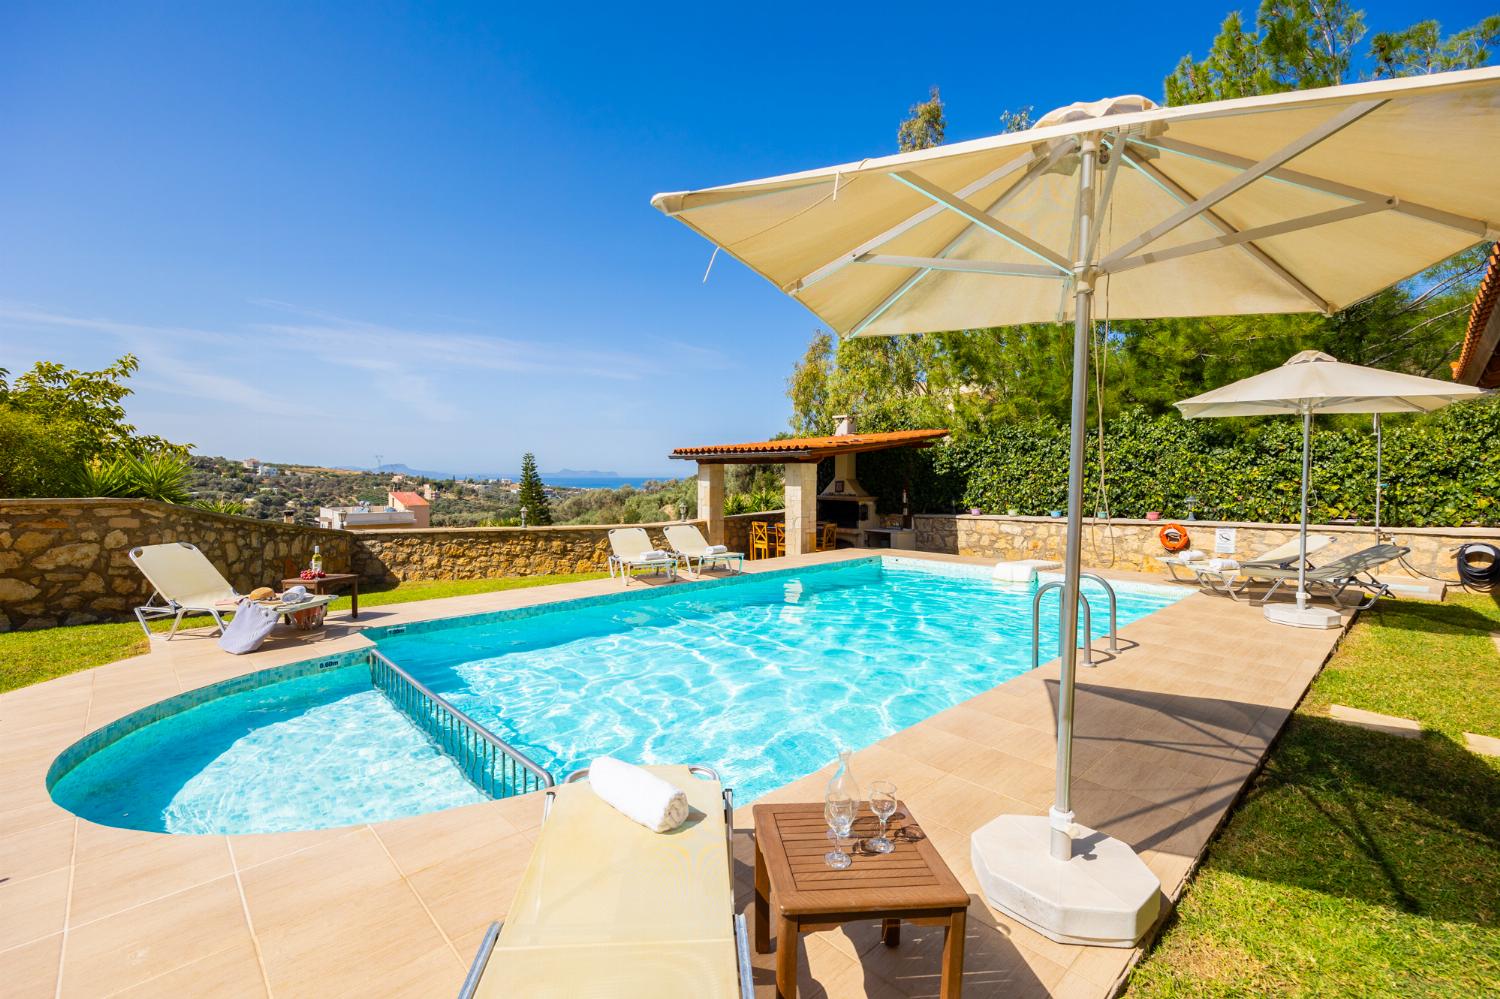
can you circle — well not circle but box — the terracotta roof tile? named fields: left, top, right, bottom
left=1453, top=242, right=1500, bottom=388
left=671, top=429, right=949, bottom=463
left=389, top=490, right=430, bottom=506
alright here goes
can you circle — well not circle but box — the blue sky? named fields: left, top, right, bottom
left=0, top=2, right=1489, bottom=476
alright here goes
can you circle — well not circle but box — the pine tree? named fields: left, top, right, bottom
left=516, top=453, right=552, bottom=525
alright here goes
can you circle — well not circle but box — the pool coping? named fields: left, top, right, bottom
left=0, top=547, right=1351, bottom=998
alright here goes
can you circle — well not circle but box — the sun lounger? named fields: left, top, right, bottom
left=458, top=764, right=753, bottom=999
left=1159, top=535, right=1335, bottom=599
left=1241, top=542, right=1411, bottom=609
left=607, top=527, right=679, bottom=585
left=664, top=524, right=744, bottom=576
left=129, top=542, right=333, bottom=639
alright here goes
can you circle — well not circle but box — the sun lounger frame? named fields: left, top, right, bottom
left=457, top=764, right=754, bottom=999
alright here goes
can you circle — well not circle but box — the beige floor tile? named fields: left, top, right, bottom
left=0, top=866, right=71, bottom=952
left=69, top=824, right=233, bottom=926
left=0, top=816, right=75, bottom=883
left=108, top=935, right=268, bottom=998
left=60, top=875, right=251, bottom=998
left=227, top=824, right=364, bottom=871
left=904, top=774, right=1032, bottom=838
left=373, top=798, right=524, bottom=876
left=403, top=831, right=535, bottom=944
left=0, top=931, right=63, bottom=999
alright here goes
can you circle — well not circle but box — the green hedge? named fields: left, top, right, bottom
left=852, top=399, right=1500, bottom=528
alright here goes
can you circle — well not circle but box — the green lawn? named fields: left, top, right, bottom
left=0, top=572, right=606, bottom=695
left=1126, top=592, right=1500, bottom=998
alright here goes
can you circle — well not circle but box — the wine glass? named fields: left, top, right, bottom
left=868, top=780, right=897, bottom=854
left=824, top=794, right=856, bottom=870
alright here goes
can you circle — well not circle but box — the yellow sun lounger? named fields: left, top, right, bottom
left=458, top=764, right=753, bottom=999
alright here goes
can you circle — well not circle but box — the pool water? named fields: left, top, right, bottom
left=49, top=664, right=484, bottom=834
left=48, top=557, right=1184, bottom=834
left=377, top=558, right=1184, bottom=804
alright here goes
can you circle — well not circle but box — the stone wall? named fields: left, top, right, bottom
left=350, top=521, right=699, bottom=584
left=914, top=513, right=1498, bottom=579
left=0, top=499, right=354, bottom=631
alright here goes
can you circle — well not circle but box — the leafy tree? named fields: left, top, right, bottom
left=516, top=453, right=553, bottom=525
left=1370, top=16, right=1500, bottom=77
left=0, top=407, right=77, bottom=497
left=0, top=354, right=188, bottom=463
left=896, top=86, right=945, bottom=152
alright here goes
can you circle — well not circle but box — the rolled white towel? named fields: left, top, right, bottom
left=640, top=549, right=670, bottom=561
left=589, top=756, right=689, bottom=833
left=705, top=544, right=728, bottom=555
left=1177, top=549, right=1207, bottom=564
left=280, top=584, right=310, bottom=603
left=1207, top=557, right=1240, bottom=572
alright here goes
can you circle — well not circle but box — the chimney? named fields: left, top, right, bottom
left=833, top=413, right=857, bottom=436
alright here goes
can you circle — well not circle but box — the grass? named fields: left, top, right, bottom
left=0, top=572, right=606, bottom=695
left=1126, top=591, right=1500, bottom=998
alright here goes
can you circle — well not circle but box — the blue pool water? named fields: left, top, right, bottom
left=377, top=558, right=1185, bottom=804
left=49, top=664, right=484, bottom=834
left=48, top=557, right=1184, bottom=833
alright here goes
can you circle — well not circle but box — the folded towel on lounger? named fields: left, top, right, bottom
left=1177, top=549, right=1206, bottom=564
left=280, top=584, right=310, bottom=604
left=589, top=756, right=689, bottom=832
left=705, top=544, right=728, bottom=555
left=1206, top=558, right=1240, bottom=572
left=640, top=550, right=670, bottom=561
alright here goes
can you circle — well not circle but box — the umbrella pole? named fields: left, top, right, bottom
left=1297, top=408, right=1312, bottom=610
left=1048, top=138, right=1098, bottom=862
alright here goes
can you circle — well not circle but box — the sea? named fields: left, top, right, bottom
left=543, top=475, right=673, bottom=490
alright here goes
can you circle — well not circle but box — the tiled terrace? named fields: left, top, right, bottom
left=0, top=549, right=1348, bottom=998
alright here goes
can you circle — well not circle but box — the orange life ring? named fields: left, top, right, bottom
left=1159, top=523, right=1192, bottom=552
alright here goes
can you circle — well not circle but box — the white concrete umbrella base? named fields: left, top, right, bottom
left=1264, top=603, right=1342, bottom=629
left=971, top=815, right=1161, bottom=948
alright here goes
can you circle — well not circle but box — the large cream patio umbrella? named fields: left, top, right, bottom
left=651, top=66, right=1500, bottom=947
left=1176, top=350, right=1484, bottom=629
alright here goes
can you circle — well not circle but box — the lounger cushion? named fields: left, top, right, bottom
left=476, top=765, right=737, bottom=998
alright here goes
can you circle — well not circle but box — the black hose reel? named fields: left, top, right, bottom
left=1456, top=543, right=1500, bottom=588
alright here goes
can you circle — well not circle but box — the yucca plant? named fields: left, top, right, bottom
left=193, top=497, right=246, bottom=516
left=126, top=453, right=191, bottom=504
left=72, top=456, right=134, bottom=497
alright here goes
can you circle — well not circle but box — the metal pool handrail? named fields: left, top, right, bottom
left=1032, top=580, right=1093, bottom=670
left=368, top=649, right=554, bottom=797
left=1080, top=571, right=1120, bottom=653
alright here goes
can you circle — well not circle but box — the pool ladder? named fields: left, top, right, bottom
left=1030, top=572, right=1119, bottom=670
left=368, top=649, right=554, bottom=798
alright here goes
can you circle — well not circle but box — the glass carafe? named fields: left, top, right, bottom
left=826, top=750, right=862, bottom=806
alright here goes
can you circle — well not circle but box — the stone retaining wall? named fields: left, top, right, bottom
left=351, top=521, right=699, bottom=584
left=914, top=513, right=1497, bottom=579
left=0, top=499, right=354, bottom=631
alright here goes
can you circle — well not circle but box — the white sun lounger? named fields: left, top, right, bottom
left=458, top=764, right=753, bottom=999
left=607, top=527, right=678, bottom=585
left=1157, top=534, right=1335, bottom=599
left=664, top=524, right=744, bottom=576
left=129, top=541, right=333, bottom=639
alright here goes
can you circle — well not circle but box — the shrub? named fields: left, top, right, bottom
left=872, top=398, right=1500, bottom=528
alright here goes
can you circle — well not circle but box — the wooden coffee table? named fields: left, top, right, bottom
left=753, top=801, right=970, bottom=999
left=281, top=573, right=360, bottom=618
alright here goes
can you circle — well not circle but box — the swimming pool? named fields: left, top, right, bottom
left=375, top=557, right=1184, bottom=803
left=48, top=557, right=1185, bottom=833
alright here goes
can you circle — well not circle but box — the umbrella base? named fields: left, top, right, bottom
left=1264, top=603, right=1342, bottom=629
left=971, top=814, right=1161, bottom=947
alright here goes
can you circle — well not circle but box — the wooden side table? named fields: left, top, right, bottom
left=753, top=801, right=970, bottom=999
left=282, top=573, right=360, bottom=619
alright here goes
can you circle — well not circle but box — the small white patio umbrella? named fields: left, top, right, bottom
left=1175, top=350, right=1484, bottom=627
left=651, top=66, right=1500, bottom=947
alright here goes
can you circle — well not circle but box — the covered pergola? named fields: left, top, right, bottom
left=670, top=427, right=948, bottom=555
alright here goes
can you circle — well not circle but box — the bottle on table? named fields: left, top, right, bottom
left=310, top=545, right=323, bottom=576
